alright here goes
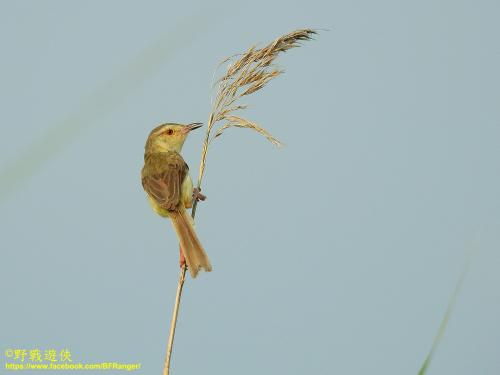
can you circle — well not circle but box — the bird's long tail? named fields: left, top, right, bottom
left=169, top=208, right=212, bottom=278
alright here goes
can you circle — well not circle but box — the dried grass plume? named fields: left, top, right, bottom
left=195, top=28, right=317, bottom=189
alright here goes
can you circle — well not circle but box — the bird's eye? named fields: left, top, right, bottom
left=166, top=129, right=174, bottom=135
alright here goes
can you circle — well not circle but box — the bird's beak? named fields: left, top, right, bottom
left=184, top=123, right=203, bottom=133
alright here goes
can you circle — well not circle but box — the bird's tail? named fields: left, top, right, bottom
left=169, top=208, right=212, bottom=278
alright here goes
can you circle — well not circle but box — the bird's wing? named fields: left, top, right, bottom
left=142, top=152, right=189, bottom=211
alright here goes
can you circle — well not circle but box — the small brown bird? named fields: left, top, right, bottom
left=141, top=122, right=212, bottom=278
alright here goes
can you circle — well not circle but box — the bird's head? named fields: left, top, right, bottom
left=145, top=122, right=203, bottom=153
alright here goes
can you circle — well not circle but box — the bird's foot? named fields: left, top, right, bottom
left=192, top=187, right=206, bottom=202
left=179, top=245, right=186, bottom=269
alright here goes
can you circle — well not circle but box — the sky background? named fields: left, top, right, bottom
left=1, top=1, right=499, bottom=374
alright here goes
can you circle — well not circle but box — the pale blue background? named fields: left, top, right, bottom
left=1, top=1, right=499, bottom=374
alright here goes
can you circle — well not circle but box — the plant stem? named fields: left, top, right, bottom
left=163, top=265, right=187, bottom=375
left=191, top=115, right=214, bottom=219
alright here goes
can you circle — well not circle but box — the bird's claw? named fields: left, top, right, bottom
left=192, top=187, right=206, bottom=202
left=179, top=245, right=186, bottom=268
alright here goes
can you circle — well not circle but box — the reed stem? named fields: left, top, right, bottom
left=163, top=265, right=187, bottom=375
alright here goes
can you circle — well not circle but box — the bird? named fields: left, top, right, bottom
left=141, top=122, right=212, bottom=278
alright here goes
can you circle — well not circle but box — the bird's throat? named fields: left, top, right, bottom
left=146, top=138, right=184, bottom=154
